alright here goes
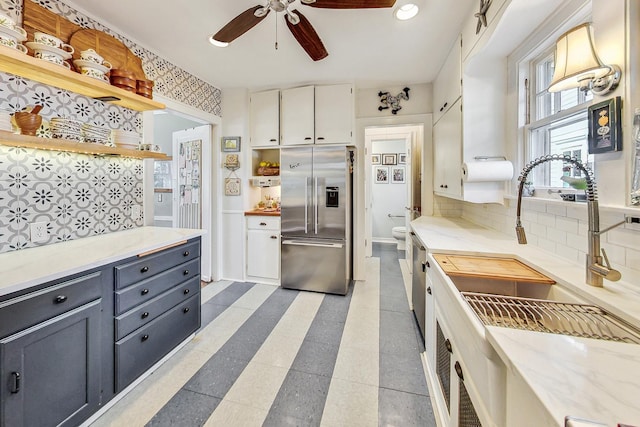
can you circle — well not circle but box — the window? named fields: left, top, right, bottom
left=526, top=50, right=594, bottom=188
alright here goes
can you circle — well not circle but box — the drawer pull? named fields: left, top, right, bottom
left=141, top=312, right=150, bottom=319
left=427, top=287, right=432, bottom=295
left=259, top=222, right=267, bottom=226
left=141, top=289, right=150, bottom=296
left=455, top=361, right=464, bottom=380
left=54, top=295, right=68, bottom=304
left=445, top=339, right=452, bottom=353
left=317, top=137, right=325, bottom=140
left=184, top=289, right=190, bottom=295
left=270, top=235, right=278, bottom=239
left=183, top=250, right=190, bottom=257
left=183, top=307, right=190, bottom=314
left=183, top=270, right=190, bottom=276
left=10, top=372, right=20, bottom=394
left=304, top=137, right=312, bottom=140
left=270, top=138, right=277, bottom=142
left=140, top=266, right=149, bottom=273
left=141, top=334, right=150, bottom=342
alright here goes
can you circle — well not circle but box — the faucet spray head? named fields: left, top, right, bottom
left=516, top=222, right=527, bottom=244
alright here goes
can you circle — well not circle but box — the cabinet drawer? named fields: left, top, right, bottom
left=115, top=276, right=200, bottom=340
left=115, top=240, right=200, bottom=290
left=115, top=258, right=200, bottom=315
left=0, top=272, right=102, bottom=338
left=115, top=294, right=200, bottom=391
left=247, top=216, right=280, bottom=230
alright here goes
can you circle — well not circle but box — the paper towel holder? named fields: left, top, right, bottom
left=474, top=156, right=507, bottom=161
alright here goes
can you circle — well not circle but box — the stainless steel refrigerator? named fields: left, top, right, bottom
left=280, top=146, right=354, bottom=295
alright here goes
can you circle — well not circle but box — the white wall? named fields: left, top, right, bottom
left=357, top=83, right=432, bottom=118
left=371, top=139, right=407, bottom=240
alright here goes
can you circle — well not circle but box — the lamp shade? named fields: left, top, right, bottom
left=548, top=23, right=611, bottom=92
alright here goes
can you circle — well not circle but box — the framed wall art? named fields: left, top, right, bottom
left=398, top=153, right=407, bottom=164
left=374, top=166, right=389, bottom=184
left=588, top=96, right=622, bottom=154
left=382, top=153, right=397, bottom=165
left=221, top=136, right=241, bottom=152
left=224, top=177, right=241, bottom=196
left=371, top=154, right=381, bottom=164
left=391, top=166, right=406, bottom=184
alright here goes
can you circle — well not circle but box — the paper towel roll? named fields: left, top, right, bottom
left=462, top=160, right=514, bottom=182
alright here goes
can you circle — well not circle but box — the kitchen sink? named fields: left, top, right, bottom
left=449, top=275, right=578, bottom=302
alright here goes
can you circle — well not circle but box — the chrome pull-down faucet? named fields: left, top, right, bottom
left=515, top=154, right=624, bottom=287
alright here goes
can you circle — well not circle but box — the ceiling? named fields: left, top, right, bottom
left=63, top=0, right=477, bottom=90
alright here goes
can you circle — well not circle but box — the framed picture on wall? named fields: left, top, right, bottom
left=391, top=166, right=405, bottom=183
left=374, top=166, right=389, bottom=184
left=221, top=136, right=241, bottom=152
left=398, top=154, right=407, bottom=164
left=588, top=96, right=622, bottom=154
left=382, top=153, right=397, bottom=165
left=371, top=154, right=381, bottom=164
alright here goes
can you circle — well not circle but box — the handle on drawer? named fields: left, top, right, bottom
left=427, top=287, right=432, bottom=295
left=183, top=250, right=190, bottom=257
left=141, top=312, right=149, bottom=319
left=54, top=295, right=67, bottom=304
left=445, top=339, right=452, bottom=353
left=454, top=361, right=464, bottom=380
left=270, top=235, right=278, bottom=239
left=304, top=137, right=312, bottom=140
left=184, top=289, right=190, bottom=295
left=141, top=334, right=149, bottom=342
left=317, top=137, right=325, bottom=141
left=183, top=307, right=190, bottom=314
left=270, top=138, right=277, bottom=142
left=140, top=266, right=149, bottom=273
left=183, top=270, right=190, bottom=276
left=259, top=222, right=267, bottom=226
left=10, top=372, right=20, bottom=393
left=141, top=289, right=150, bottom=296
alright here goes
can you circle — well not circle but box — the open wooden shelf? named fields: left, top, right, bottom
left=0, top=130, right=169, bottom=159
left=0, top=45, right=165, bottom=112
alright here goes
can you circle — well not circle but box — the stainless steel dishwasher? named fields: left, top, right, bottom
left=410, top=231, right=426, bottom=342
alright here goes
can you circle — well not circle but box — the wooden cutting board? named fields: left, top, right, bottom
left=433, top=254, right=556, bottom=284
left=69, top=29, right=146, bottom=80
left=23, top=0, right=81, bottom=44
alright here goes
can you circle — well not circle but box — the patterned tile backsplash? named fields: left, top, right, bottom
left=0, top=145, right=143, bottom=253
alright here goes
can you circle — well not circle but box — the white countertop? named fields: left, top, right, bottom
left=0, top=227, right=205, bottom=298
left=411, top=216, right=640, bottom=427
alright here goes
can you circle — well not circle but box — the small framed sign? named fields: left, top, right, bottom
left=375, top=166, right=389, bottom=184
left=588, top=96, right=622, bottom=154
left=391, top=166, right=405, bottom=183
left=382, top=153, right=397, bottom=165
left=371, top=154, right=381, bottom=164
left=221, top=136, right=241, bottom=152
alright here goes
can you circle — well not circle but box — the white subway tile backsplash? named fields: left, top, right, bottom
left=607, top=228, right=640, bottom=251
left=546, top=204, right=567, bottom=217
left=530, top=222, right=547, bottom=238
left=548, top=229, right=567, bottom=245
left=555, top=216, right=579, bottom=234
left=537, top=238, right=556, bottom=254
left=601, top=242, right=626, bottom=267
left=566, top=232, right=587, bottom=253
left=555, top=243, right=580, bottom=263
left=626, top=248, right=640, bottom=272
left=537, top=212, right=556, bottom=228
left=565, top=205, right=588, bottom=222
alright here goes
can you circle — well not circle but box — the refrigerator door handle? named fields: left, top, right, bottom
left=304, top=177, right=309, bottom=234
left=282, top=240, right=344, bottom=249
left=314, top=177, right=319, bottom=234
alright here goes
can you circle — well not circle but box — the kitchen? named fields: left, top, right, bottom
left=0, top=0, right=639, bottom=426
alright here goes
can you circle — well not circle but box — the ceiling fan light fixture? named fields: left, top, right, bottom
left=394, top=3, right=419, bottom=20
left=209, top=36, right=229, bottom=48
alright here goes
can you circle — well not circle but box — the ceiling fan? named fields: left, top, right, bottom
left=212, top=0, right=397, bottom=61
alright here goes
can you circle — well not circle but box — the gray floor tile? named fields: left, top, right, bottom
left=266, top=370, right=332, bottom=425
left=290, top=339, right=339, bottom=377
left=380, top=351, right=429, bottom=396
left=146, top=389, right=221, bottom=427
left=304, top=316, right=348, bottom=347
left=183, top=353, right=248, bottom=398
left=380, top=292, right=411, bottom=312
left=262, top=412, right=314, bottom=427
left=199, top=303, right=227, bottom=328
left=208, top=282, right=254, bottom=307
left=378, top=388, right=436, bottom=427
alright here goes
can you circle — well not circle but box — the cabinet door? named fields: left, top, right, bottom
left=280, top=86, right=314, bottom=146
left=433, top=99, right=462, bottom=198
left=315, top=84, right=353, bottom=145
left=247, top=229, right=280, bottom=280
left=250, top=90, right=280, bottom=147
left=433, top=35, right=462, bottom=125
left=1, top=299, right=101, bottom=427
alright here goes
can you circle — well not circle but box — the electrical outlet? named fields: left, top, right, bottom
left=30, top=222, right=48, bottom=243
left=131, top=205, right=142, bottom=220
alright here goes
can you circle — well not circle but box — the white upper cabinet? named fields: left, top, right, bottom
left=461, top=0, right=508, bottom=61
left=433, top=35, right=462, bottom=125
left=433, top=98, right=462, bottom=199
left=314, top=84, right=353, bottom=145
left=250, top=89, right=280, bottom=147
left=280, top=85, right=315, bottom=146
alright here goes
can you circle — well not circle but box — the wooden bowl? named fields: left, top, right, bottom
left=114, top=85, right=137, bottom=93
left=110, top=69, right=135, bottom=79
left=136, top=79, right=154, bottom=89
left=110, top=76, right=136, bottom=87
left=136, top=87, right=153, bottom=96
left=14, top=112, right=42, bottom=136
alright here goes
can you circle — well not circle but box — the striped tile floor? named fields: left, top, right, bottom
left=89, top=243, right=435, bottom=427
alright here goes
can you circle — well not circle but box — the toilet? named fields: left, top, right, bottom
left=392, top=226, right=406, bottom=250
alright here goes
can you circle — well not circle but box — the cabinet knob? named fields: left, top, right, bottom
left=183, top=270, right=190, bottom=276
left=10, top=372, right=20, bottom=394
left=184, top=289, right=190, bottom=295
left=427, top=287, right=432, bottom=295
left=54, top=295, right=68, bottom=304
left=141, top=334, right=150, bottom=342
left=183, top=307, right=190, bottom=314
left=439, top=106, right=444, bottom=112
left=443, top=184, right=448, bottom=189
left=260, top=222, right=267, bottom=226
left=183, top=250, right=190, bottom=257
left=443, top=102, right=448, bottom=109
left=440, top=184, right=444, bottom=188
left=141, top=312, right=150, bottom=319
left=141, top=288, right=150, bottom=296
left=270, top=235, right=278, bottom=239
left=140, top=266, right=149, bottom=273
left=454, top=361, right=464, bottom=380
left=445, top=339, right=452, bottom=353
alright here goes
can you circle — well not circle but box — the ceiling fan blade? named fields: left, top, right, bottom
left=302, top=0, right=396, bottom=9
left=285, top=9, right=328, bottom=61
left=213, top=6, right=270, bottom=43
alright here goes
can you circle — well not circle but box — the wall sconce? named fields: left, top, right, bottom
left=548, top=23, right=621, bottom=95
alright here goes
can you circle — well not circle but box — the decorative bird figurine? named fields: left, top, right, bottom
left=560, top=175, right=587, bottom=190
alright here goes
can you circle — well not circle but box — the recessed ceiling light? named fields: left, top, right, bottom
left=209, top=36, right=228, bottom=48
left=395, top=3, right=419, bottom=20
